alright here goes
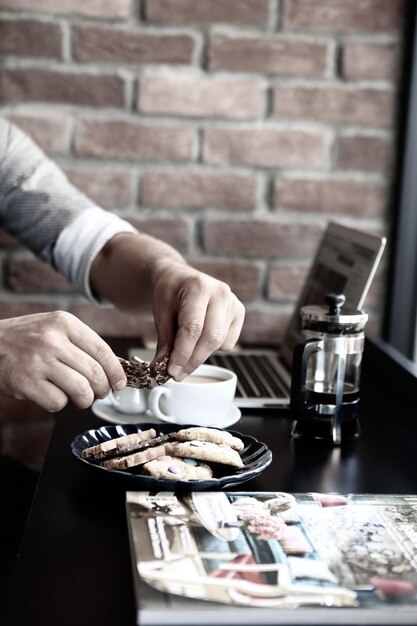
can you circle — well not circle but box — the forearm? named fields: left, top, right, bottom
left=0, top=118, right=92, bottom=266
left=0, top=118, right=139, bottom=298
left=89, top=231, right=187, bottom=313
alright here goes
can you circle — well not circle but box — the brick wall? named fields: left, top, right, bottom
left=0, top=0, right=405, bottom=466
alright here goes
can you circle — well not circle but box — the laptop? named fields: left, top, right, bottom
left=130, top=222, right=386, bottom=409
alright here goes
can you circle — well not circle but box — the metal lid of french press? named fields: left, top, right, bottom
left=300, top=293, right=368, bottom=334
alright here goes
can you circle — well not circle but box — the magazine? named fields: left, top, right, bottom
left=126, top=491, right=417, bottom=625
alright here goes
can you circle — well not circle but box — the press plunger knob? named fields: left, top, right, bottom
left=325, top=293, right=346, bottom=316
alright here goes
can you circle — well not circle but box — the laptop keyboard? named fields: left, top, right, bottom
left=206, top=352, right=289, bottom=400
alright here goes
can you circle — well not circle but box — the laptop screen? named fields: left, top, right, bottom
left=279, top=222, right=386, bottom=370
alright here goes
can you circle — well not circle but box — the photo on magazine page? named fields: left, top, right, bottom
left=126, top=491, right=417, bottom=625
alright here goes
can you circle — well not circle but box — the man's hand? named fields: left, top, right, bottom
left=90, top=233, right=245, bottom=380
left=0, top=311, right=126, bottom=411
left=151, top=260, right=245, bottom=380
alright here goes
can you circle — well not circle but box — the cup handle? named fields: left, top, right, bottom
left=148, top=387, right=175, bottom=422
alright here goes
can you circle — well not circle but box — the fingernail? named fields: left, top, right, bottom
left=113, top=379, right=126, bottom=391
left=169, top=366, right=184, bottom=380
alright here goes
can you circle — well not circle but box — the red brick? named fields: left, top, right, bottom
left=274, top=178, right=386, bottom=217
left=284, top=0, right=403, bottom=32
left=138, top=73, right=264, bottom=120
left=6, top=113, right=71, bottom=154
left=75, top=119, right=193, bottom=161
left=240, top=308, right=289, bottom=347
left=203, top=128, right=325, bottom=169
left=203, top=221, right=322, bottom=258
left=272, top=85, right=395, bottom=127
left=144, top=0, right=270, bottom=28
left=127, top=218, right=190, bottom=252
left=8, top=257, right=75, bottom=293
left=190, top=261, right=259, bottom=301
left=63, top=166, right=133, bottom=209
left=267, top=265, right=309, bottom=302
left=341, top=42, right=400, bottom=80
left=0, top=0, right=130, bottom=18
left=335, top=134, right=390, bottom=171
left=141, top=171, right=256, bottom=210
left=0, top=19, right=61, bottom=58
left=73, top=26, right=194, bottom=65
left=70, top=304, right=157, bottom=340
left=208, top=35, right=328, bottom=77
left=2, top=69, right=125, bottom=108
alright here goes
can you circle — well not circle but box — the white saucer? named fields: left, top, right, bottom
left=91, top=398, right=241, bottom=429
left=212, top=404, right=242, bottom=428
left=154, top=404, right=242, bottom=429
left=91, top=397, right=161, bottom=425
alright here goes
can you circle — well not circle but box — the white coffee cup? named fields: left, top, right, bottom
left=147, top=364, right=237, bottom=426
left=109, top=387, right=149, bottom=415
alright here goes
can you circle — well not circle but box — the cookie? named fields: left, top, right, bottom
left=143, top=455, right=213, bottom=480
left=175, top=427, right=244, bottom=451
left=118, top=352, right=171, bottom=388
left=100, top=442, right=176, bottom=470
left=119, top=357, right=151, bottom=389
left=173, top=440, right=244, bottom=468
left=81, top=428, right=157, bottom=461
left=151, top=353, right=171, bottom=385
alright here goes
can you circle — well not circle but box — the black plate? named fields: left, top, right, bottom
left=71, top=423, right=272, bottom=491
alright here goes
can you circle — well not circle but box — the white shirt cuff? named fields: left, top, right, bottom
left=54, top=207, right=138, bottom=304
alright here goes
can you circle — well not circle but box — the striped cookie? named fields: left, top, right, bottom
left=143, top=456, right=213, bottom=480
left=81, top=428, right=157, bottom=461
left=101, top=442, right=176, bottom=470
left=173, top=440, right=244, bottom=468
left=175, top=427, right=244, bottom=451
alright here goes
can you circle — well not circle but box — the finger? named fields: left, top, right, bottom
left=172, top=300, right=227, bottom=378
left=17, top=377, right=69, bottom=413
left=170, top=293, right=245, bottom=378
left=62, top=314, right=126, bottom=388
left=152, top=311, right=177, bottom=364
left=46, top=361, right=95, bottom=409
left=220, top=300, right=245, bottom=351
left=167, top=298, right=209, bottom=379
left=168, top=290, right=241, bottom=379
left=220, top=317, right=243, bottom=351
left=56, top=346, right=114, bottom=399
left=13, top=357, right=102, bottom=411
left=40, top=314, right=125, bottom=396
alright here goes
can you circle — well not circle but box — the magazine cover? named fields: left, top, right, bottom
left=126, top=491, right=417, bottom=625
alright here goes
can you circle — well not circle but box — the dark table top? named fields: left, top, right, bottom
left=2, top=336, right=417, bottom=626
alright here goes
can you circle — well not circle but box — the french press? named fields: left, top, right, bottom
left=290, top=293, right=368, bottom=445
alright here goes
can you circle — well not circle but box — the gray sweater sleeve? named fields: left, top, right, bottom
left=0, top=117, right=100, bottom=267
left=0, top=117, right=138, bottom=300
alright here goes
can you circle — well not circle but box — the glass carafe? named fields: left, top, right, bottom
left=290, top=294, right=368, bottom=445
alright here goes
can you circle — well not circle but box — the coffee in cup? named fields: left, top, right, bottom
left=147, top=364, right=237, bottom=426
left=181, top=375, right=224, bottom=384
